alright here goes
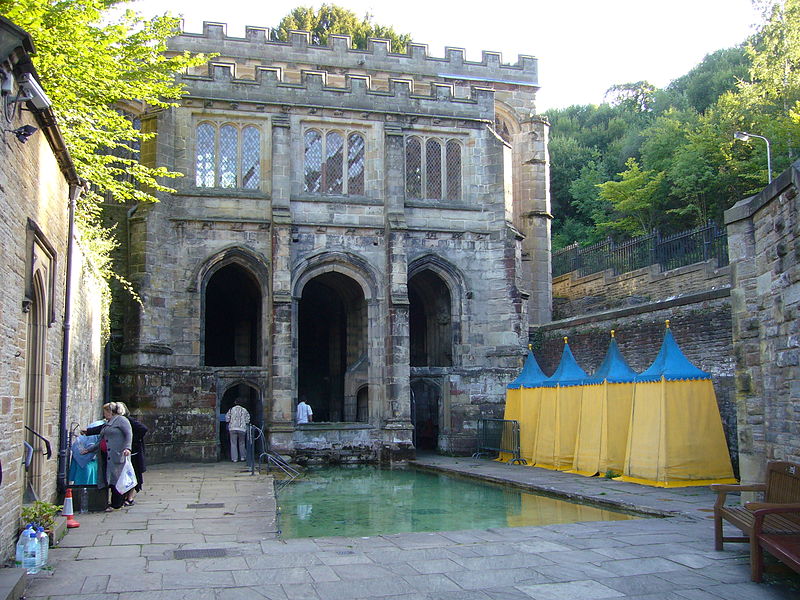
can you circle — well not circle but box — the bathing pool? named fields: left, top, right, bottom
left=277, top=465, right=638, bottom=539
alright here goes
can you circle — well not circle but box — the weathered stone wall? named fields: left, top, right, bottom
left=0, top=101, right=104, bottom=560
left=553, top=260, right=731, bottom=320
left=531, top=291, right=738, bottom=472
left=113, top=25, right=545, bottom=462
left=725, top=162, right=800, bottom=486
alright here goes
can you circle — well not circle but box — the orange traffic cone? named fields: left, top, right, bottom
left=63, top=488, right=80, bottom=528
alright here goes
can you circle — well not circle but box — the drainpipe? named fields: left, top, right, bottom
left=56, top=181, right=87, bottom=493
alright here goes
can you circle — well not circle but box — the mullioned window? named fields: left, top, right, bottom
left=195, top=122, right=261, bottom=190
left=303, top=129, right=365, bottom=196
left=405, top=136, right=462, bottom=201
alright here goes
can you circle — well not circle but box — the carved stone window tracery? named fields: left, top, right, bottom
left=405, top=136, right=462, bottom=201
left=194, top=121, right=262, bottom=190
left=303, top=128, right=366, bottom=196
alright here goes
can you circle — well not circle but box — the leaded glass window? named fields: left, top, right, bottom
left=405, top=136, right=463, bottom=200
left=242, top=126, right=260, bottom=190
left=426, top=139, right=442, bottom=200
left=406, top=137, right=422, bottom=199
left=446, top=141, right=461, bottom=201
left=219, top=125, right=237, bottom=188
left=195, top=122, right=262, bottom=190
left=304, top=130, right=323, bottom=193
left=196, top=123, right=215, bottom=187
left=347, top=133, right=365, bottom=195
left=325, top=132, right=344, bottom=194
left=304, top=128, right=366, bottom=196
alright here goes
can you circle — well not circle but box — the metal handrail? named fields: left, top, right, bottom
left=25, top=425, right=52, bottom=460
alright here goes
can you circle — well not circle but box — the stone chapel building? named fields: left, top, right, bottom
left=112, top=23, right=551, bottom=463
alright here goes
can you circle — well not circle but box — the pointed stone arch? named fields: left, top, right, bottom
left=408, top=254, right=467, bottom=367
left=293, top=252, right=381, bottom=423
left=197, top=246, right=270, bottom=367
left=217, top=377, right=264, bottom=460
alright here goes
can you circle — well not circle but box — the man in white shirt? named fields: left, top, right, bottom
left=226, top=399, right=250, bottom=462
left=296, top=396, right=313, bottom=424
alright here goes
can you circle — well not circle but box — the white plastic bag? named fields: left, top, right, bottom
left=115, top=457, right=137, bottom=494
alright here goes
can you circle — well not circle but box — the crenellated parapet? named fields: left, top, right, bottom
left=180, top=63, right=496, bottom=120
left=169, top=22, right=538, bottom=88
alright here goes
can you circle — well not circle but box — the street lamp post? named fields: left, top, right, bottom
left=734, top=131, right=772, bottom=184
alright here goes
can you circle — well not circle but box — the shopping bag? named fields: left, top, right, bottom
left=115, top=457, right=137, bottom=494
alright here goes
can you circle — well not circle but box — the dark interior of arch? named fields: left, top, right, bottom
left=409, top=269, right=453, bottom=367
left=298, top=272, right=366, bottom=422
left=411, top=378, right=440, bottom=451
left=205, top=264, right=261, bottom=366
left=219, top=383, right=262, bottom=460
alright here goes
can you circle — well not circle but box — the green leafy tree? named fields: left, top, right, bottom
left=0, top=0, right=209, bottom=308
left=273, top=4, right=411, bottom=53
left=596, top=158, right=666, bottom=237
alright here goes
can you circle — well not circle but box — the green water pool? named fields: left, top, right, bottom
left=277, top=465, right=638, bottom=539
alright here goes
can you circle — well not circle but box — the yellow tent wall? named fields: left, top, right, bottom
left=619, top=378, right=735, bottom=487
left=519, top=387, right=542, bottom=465
left=533, top=384, right=583, bottom=470
left=598, top=382, right=635, bottom=475
left=570, top=383, right=604, bottom=476
left=571, top=381, right=635, bottom=477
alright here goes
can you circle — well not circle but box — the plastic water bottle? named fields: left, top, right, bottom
left=23, top=532, right=39, bottom=574
left=36, top=526, right=48, bottom=569
left=80, top=487, right=89, bottom=514
left=14, top=524, right=33, bottom=567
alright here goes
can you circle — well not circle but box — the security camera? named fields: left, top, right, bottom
left=17, top=73, right=51, bottom=110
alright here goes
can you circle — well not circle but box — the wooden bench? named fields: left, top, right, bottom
left=711, top=461, right=800, bottom=581
left=751, top=505, right=800, bottom=582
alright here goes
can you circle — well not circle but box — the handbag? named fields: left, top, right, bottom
left=115, top=456, right=137, bottom=494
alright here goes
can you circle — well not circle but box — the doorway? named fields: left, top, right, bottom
left=219, top=384, right=262, bottom=460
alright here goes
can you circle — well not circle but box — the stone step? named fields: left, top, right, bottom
left=0, top=568, right=25, bottom=600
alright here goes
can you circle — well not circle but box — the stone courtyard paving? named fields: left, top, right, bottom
left=22, top=458, right=800, bottom=600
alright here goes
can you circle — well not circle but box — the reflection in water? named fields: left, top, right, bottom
left=277, top=466, right=637, bottom=539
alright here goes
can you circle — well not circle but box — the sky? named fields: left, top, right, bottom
left=127, top=0, right=763, bottom=111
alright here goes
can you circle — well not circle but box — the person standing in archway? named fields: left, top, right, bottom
left=296, top=396, right=313, bottom=424
left=226, top=398, right=250, bottom=462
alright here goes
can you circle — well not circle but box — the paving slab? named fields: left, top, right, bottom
left=20, top=459, right=800, bottom=599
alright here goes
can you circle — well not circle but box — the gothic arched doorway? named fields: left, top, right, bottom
left=409, top=269, right=452, bottom=367
left=411, top=379, right=440, bottom=451
left=298, top=272, right=367, bottom=422
left=23, top=271, right=47, bottom=502
left=204, top=263, right=261, bottom=367
left=219, top=383, right=262, bottom=461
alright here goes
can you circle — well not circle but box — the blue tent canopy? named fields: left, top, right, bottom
left=587, top=337, right=638, bottom=384
left=543, top=341, right=588, bottom=388
left=507, top=349, right=548, bottom=389
left=636, top=327, right=710, bottom=382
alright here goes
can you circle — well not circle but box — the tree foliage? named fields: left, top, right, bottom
left=0, top=0, right=209, bottom=309
left=548, top=0, right=800, bottom=250
left=273, top=4, right=411, bottom=53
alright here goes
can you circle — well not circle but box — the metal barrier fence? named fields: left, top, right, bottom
left=552, top=221, right=729, bottom=278
left=473, top=419, right=526, bottom=465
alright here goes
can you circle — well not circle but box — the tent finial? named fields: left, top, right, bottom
left=610, top=329, right=615, bottom=338
left=665, top=319, right=670, bottom=329
left=563, top=336, right=568, bottom=344
left=528, top=343, right=532, bottom=351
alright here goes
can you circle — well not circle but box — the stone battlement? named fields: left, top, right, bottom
left=170, top=22, right=538, bottom=87
left=181, top=63, right=495, bottom=120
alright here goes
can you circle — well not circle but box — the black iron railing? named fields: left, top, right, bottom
left=552, top=221, right=729, bottom=278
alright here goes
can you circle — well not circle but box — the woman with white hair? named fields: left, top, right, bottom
left=82, top=402, right=132, bottom=511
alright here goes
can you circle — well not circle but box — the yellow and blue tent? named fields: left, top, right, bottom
left=618, top=321, right=736, bottom=487
left=501, top=346, right=548, bottom=463
left=570, top=331, right=637, bottom=477
left=533, top=338, right=587, bottom=470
